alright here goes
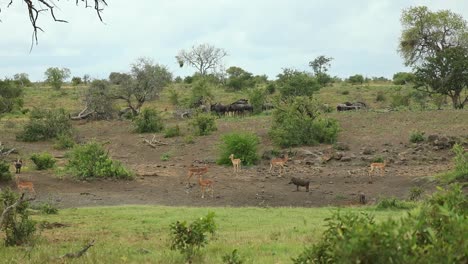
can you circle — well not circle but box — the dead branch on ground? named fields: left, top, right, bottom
left=60, top=240, right=95, bottom=259
left=143, top=135, right=168, bottom=148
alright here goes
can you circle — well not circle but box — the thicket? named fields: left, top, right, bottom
left=66, top=141, right=133, bottom=180
left=0, top=160, right=12, bottom=182
left=30, top=152, right=56, bottom=170
left=0, top=189, right=37, bottom=246
left=269, top=96, right=339, bottom=147
left=16, top=108, right=72, bottom=142
left=438, top=144, right=468, bottom=183
left=0, top=79, right=23, bottom=114
left=170, top=212, right=216, bottom=263
left=293, top=184, right=467, bottom=264
left=217, top=132, right=259, bottom=166
left=133, top=108, right=164, bottom=133
left=190, top=113, right=217, bottom=136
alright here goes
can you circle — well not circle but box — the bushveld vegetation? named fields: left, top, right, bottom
left=30, top=152, right=56, bottom=170
left=217, top=132, right=260, bottom=166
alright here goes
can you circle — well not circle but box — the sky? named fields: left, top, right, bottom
left=0, top=0, right=467, bottom=81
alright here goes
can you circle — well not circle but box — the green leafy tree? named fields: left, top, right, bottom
left=83, top=80, right=116, bottom=120
left=71, top=76, right=82, bottom=86
left=114, top=58, right=172, bottom=116
left=398, top=6, right=468, bottom=109
left=13, top=73, right=31, bottom=87
left=44, top=67, right=71, bottom=90
left=347, top=74, right=364, bottom=85
left=309, top=55, right=333, bottom=87
left=414, top=46, right=468, bottom=108
left=226, top=66, right=254, bottom=90
left=392, top=72, right=415, bottom=85
left=276, top=68, right=320, bottom=98
left=0, top=79, right=23, bottom=114
left=109, top=72, right=131, bottom=85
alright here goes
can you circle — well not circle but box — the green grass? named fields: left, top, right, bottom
left=0, top=206, right=403, bottom=263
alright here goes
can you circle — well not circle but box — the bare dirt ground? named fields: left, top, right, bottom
left=1, top=110, right=466, bottom=208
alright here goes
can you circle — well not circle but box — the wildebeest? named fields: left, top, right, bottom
left=289, top=177, right=310, bottom=192
left=211, top=99, right=253, bottom=116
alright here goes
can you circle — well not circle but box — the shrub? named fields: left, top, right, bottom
left=190, top=113, right=217, bottom=136
left=409, top=130, right=425, bottom=143
left=276, top=69, right=320, bottom=98
left=0, top=79, right=23, bottom=114
left=222, top=249, right=244, bottom=264
left=341, top=90, right=349, bottom=95
left=217, top=132, right=259, bottom=166
left=269, top=97, right=339, bottom=147
left=170, top=212, right=216, bottom=263
left=438, top=144, right=468, bottom=183
left=0, top=160, right=12, bottom=182
left=160, top=152, right=170, bottom=161
left=164, top=125, right=181, bottom=138
left=30, top=152, right=56, bottom=170
left=372, top=156, right=384, bottom=163
left=390, top=91, right=411, bottom=108
left=53, top=133, right=76, bottom=150
left=168, top=88, right=180, bottom=106
left=376, top=91, right=386, bottom=102
left=0, top=188, right=37, bottom=246
left=408, top=187, right=424, bottom=201
left=16, top=108, right=72, bottom=142
left=248, top=87, right=267, bottom=114
left=294, top=185, right=467, bottom=264
left=67, top=141, right=133, bottom=180
left=133, top=108, right=164, bottom=133
left=376, top=197, right=416, bottom=210
left=38, top=202, right=59, bottom=215
left=265, top=83, right=276, bottom=94
left=184, top=135, right=195, bottom=144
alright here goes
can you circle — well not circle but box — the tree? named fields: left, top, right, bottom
left=79, top=80, right=115, bottom=120
left=13, top=73, right=31, bottom=87
left=109, top=72, right=131, bottom=85
left=44, top=67, right=71, bottom=90
left=83, top=74, right=91, bottom=85
left=309, top=56, right=334, bottom=87
left=176, top=44, right=228, bottom=76
left=414, top=46, right=468, bottom=108
left=71, top=77, right=82, bottom=86
left=392, top=72, right=415, bottom=85
left=226, top=66, right=254, bottom=90
left=114, top=58, right=172, bottom=116
left=276, top=68, right=320, bottom=98
left=398, top=6, right=468, bottom=108
left=1, top=0, right=107, bottom=46
left=347, top=74, right=364, bottom=85
left=0, top=79, right=23, bottom=114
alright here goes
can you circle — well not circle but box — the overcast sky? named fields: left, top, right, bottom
left=0, top=0, right=467, bottom=81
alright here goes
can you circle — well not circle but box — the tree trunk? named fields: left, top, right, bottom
left=450, top=92, right=462, bottom=109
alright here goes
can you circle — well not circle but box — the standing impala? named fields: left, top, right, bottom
left=15, top=175, right=36, bottom=198
left=198, top=175, right=214, bottom=198
left=270, top=153, right=288, bottom=176
left=368, top=161, right=386, bottom=183
left=229, top=154, right=241, bottom=173
left=186, top=165, right=209, bottom=186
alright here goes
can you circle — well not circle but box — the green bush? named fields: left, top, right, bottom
left=269, top=97, right=339, bottom=147
left=168, top=88, right=180, bottom=106
left=409, top=130, right=425, bottom=143
left=184, top=135, right=195, bottom=144
left=16, top=108, right=72, bottom=142
left=372, top=156, right=384, bottom=163
left=217, top=132, right=259, bottom=166
left=438, top=144, right=468, bottom=183
left=408, top=187, right=424, bottom=201
left=376, top=197, right=416, bottom=210
left=390, top=91, right=411, bottom=108
left=0, top=79, right=23, bottom=114
left=376, top=91, right=386, bottom=102
left=66, top=141, right=133, bottom=180
left=160, top=152, right=170, bottom=161
left=38, top=202, right=59, bottom=215
left=164, top=125, right=181, bottom=138
left=222, top=249, right=244, bottom=264
left=248, top=87, right=267, bottom=114
left=30, top=152, right=56, bottom=170
left=170, top=212, right=216, bottom=263
left=133, top=108, right=164, bottom=133
left=0, top=160, right=12, bottom=182
left=0, top=188, right=37, bottom=246
left=53, top=133, right=76, bottom=150
left=293, top=184, right=467, bottom=264
left=190, top=113, right=217, bottom=136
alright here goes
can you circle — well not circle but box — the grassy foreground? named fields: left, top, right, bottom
left=0, top=206, right=404, bottom=263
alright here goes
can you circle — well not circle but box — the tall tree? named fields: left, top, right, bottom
left=114, top=58, right=172, bottom=116
left=226, top=66, right=254, bottom=90
left=44, top=67, right=71, bottom=90
left=276, top=68, right=320, bottom=98
left=1, top=0, right=107, bottom=46
left=176, top=44, right=228, bottom=76
left=309, top=56, right=334, bottom=87
left=398, top=6, right=468, bottom=108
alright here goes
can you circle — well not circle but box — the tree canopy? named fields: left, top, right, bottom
left=399, top=6, right=468, bottom=108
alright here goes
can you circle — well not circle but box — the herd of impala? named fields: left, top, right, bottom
left=10, top=153, right=388, bottom=199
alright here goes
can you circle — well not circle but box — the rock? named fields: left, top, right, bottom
left=362, top=147, right=375, bottom=155
left=333, top=152, right=344, bottom=160
left=427, top=134, right=439, bottom=143
left=334, top=142, right=350, bottom=151
left=341, top=156, right=352, bottom=162
left=295, top=149, right=315, bottom=157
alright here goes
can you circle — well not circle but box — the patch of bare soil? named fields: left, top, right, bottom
left=1, top=110, right=467, bottom=208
